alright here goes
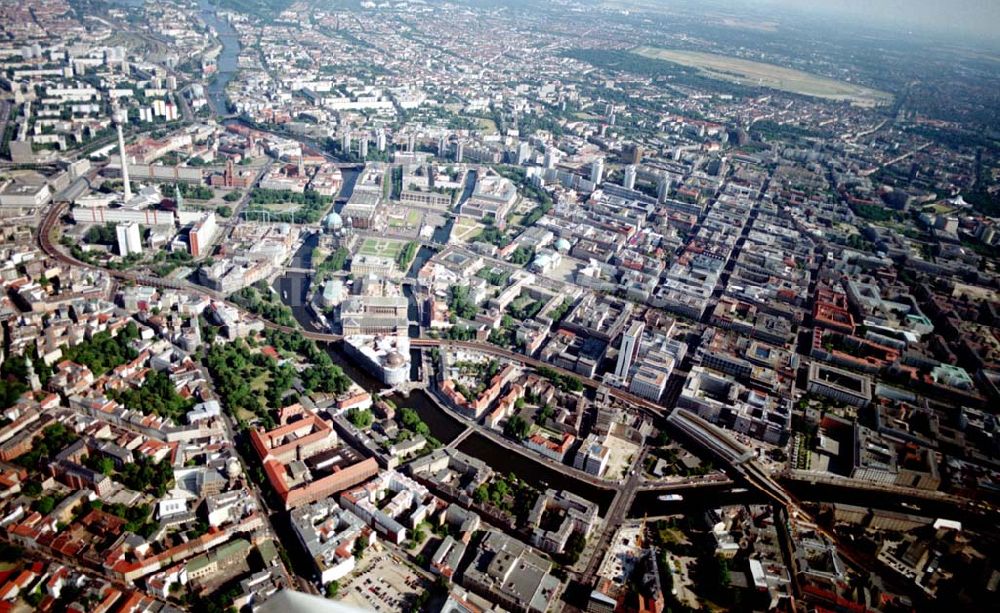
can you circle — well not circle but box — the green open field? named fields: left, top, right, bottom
left=260, top=201, right=302, bottom=214
left=451, top=216, right=484, bottom=243
left=388, top=209, right=422, bottom=229
left=631, top=46, right=893, bottom=106
left=358, top=237, right=407, bottom=259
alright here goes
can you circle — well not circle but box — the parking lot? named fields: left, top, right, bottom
left=339, top=552, right=429, bottom=612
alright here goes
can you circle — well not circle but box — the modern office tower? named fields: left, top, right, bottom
left=614, top=321, right=644, bottom=380
left=657, top=174, right=670, bottom=202
left=623, top=164, right=637, bottom=190
left=116, top=221, right=142, bottom=256
left=516, top=141, right=531, bottom=165
left=590, top=158, right=604, bottom=185
left=376, top=129, right=386, bottom=151
left=543, top=147, right=556, bottom=169
left=189, top=213, right=217, bottom=257
left=624, top=143, right=643, bottom=165
left=114, top=109, right=132, bottom=202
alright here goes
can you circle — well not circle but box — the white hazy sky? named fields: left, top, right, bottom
left=744, top=0, right=1000, bottom=39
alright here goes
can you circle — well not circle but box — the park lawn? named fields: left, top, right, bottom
left=261, top=201, right=303, bottom=214
left=250, top=371, right=271, bottom=393
left=358, top=237, right=407, bottom=259
left=234, top=406, right=257, bottom=423
left=924, top=203, right=956, bottom=215
left=509, top=295, right=535, bottom=313
left=655, top=523, right=687, bottom=547
left=388, top=209, right=423, bottom=229
left=451, top=216, right=484, bottom=243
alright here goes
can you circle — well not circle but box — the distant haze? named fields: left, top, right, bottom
left=743, top=0, right=1000, bottom=41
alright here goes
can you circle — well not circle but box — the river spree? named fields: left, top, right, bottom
left=199, top=0, right=240, bottom=114
left=272, top=242, right=620, bottom=511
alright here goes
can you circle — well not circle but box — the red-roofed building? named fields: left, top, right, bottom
left=525, top=432, right=575, bottom=462
left=250, top=409, right=379, bottom=510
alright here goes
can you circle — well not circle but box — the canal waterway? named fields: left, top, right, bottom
left=273, top=236, right=620, bottom=511
left=458, top=432, right=616, bottom=514
left=199, top=0, right=241, bottom=115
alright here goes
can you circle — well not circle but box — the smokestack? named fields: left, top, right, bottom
left=115, top=109, right=132, bottom=202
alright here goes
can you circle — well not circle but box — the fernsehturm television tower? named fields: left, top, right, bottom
left=114, top=107, right=132, bottom=202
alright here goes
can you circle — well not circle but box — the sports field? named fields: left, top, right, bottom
left=631, top=46, right=892, bottom=106
left=357, top=237, right=407, bottom=259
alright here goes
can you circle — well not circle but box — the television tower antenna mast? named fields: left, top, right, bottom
left=114, top=107, right=132, bottom=202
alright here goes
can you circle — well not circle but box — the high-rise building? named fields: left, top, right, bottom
left=376, top=129, right=386, bottom=152
left=543, top=147, right=556, bottom=169
left=189, top=213, right=217, bottom=257
left=359, top=137, right=368, bottom=159
left=590, top=158, right=604, bottom=185
left=116, top=221, right=142, bottom=256
left=341, top=131, right=352, bottom=154
left=437, top=136, right=446, bottom=157
left=455, top=141, right=464, bottom=163
left=516, top=141, right=531, bottom=165
left=623, top=164, right=637, bottom=190
left=623, top=143, right=642, bottom=165
left=407, top=134, right=415, bottom=153
left=614, top=321, right=644, bottom=380
left=657, top=174, right=670, bottom=202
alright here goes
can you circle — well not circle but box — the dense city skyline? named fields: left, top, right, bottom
left=0, top=0, right=997, bottom=611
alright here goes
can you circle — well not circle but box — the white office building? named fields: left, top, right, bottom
left=614, top=321, right=644, bottom=380
left=116, top=221, right=142, bottom=256
left=590, top=158, right=604, bottom=185
left=623, top=164, right=637, bottom=190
